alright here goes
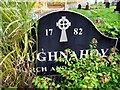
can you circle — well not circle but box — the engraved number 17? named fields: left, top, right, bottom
left=45, top=29, right=53, bottom=36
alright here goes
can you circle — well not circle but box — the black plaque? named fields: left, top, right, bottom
left=37, top=11, right=118, bottom=75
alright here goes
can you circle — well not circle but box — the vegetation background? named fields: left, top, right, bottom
left=0, top=1, right=120, bottom=89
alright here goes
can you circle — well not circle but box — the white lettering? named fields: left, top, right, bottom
left=48, top=52, right=57, bottom=61
left=80, top=50, right=89, bottom=59
left=36, top=49, right=110, bottom=62
left=36, top=67, right=41, bottom=72
left=60, top=51, right=68, bottom=59
left=41, top=67, right=47, bottom=72
left=37, top=52, right=46, bottom=61
left=50, top=67, right=56, bottom=71
left=101, top=49, right=109, bottom=57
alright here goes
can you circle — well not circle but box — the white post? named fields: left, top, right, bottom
left=65, top=0, right=68, bottom=10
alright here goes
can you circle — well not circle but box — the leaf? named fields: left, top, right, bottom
left=112, top=73, right=116, bottom=79
left=105, top=22, right=113, bottom=29
left=68, top=62, right=71, bottom=66
left=90, top=10, right=98, bottom=15
left=35, top=81, right=38, bottom=86
left=37, top=84, right=41, bottom=88
left=98, top=73, right=102, bottom=76
left=44, top=86, right=48, bottom=88
left=4, top=19, right=23, bottom=34
left=113, top=79, right=118, bottom=83
left=0, top=50, right=15, bottom=65
left=84, top=76, right=90, bottom=80
left=82, top=85, right=87, bottom=88
left=56, top=84, right=60, bottom=88
left=32, top=79, right=35, bottom=83
left=8, top=23, right=24, bottom=37
left=52, top=82, right=55, bottom=86
left=111, top=31, right=117, bottom=36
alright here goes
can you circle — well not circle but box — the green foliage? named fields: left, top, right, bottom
left=0, top=1, right=36, bottom=88
left=32, top=76, right=60, bottom=89
left=90, top=3, right=106, bottom=9
left=70, top=5, right=120, bottom=38
left=56, top=38, right=120, bottom=89
left=1, top=2, right=120, bottom=89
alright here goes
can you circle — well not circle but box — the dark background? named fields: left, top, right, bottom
left=37, top=11, right=118, bottom=75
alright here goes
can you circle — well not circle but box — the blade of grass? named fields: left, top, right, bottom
left=0, top=50, right=15, bottom=66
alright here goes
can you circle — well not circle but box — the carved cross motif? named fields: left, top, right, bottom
left=56, top=16, right=71, bottom=42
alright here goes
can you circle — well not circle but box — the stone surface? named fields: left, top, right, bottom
left=114, top=1, right=120, bottom=13
left=78, top=4, right=81, bottom=9
left=37, top=11, right=117, bottom=75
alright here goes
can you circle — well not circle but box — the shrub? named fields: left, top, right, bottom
left=32, top=76, right=60, bottom=89
left=56, top=38, right=120, bottom=89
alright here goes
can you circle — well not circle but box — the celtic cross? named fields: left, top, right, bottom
left=56, top=16, right=71, bottom=42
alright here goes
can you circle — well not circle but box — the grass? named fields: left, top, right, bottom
left=70, top=5, right=120, bottom=38
left=0, top=1, right=37, bottom=88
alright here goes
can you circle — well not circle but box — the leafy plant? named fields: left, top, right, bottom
left=32, top=76, right=60, bottom=89
left=56, top=38, right=120, bottom=89
left=0, top=1, right=37, bottom=88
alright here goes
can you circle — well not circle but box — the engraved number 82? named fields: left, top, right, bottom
left=73, top=28, right=83, bottom=35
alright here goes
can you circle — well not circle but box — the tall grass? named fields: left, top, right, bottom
left=0, top=1, right=37, bottom=88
